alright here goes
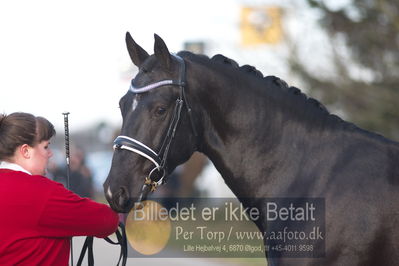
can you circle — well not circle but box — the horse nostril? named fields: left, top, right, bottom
left=117, top=186, right=131, bottom=209
left=103, top=182, right=113, bottom=205
left=106, top=186, right=113, bottom=199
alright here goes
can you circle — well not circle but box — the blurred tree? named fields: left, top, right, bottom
left=289, top=0, right=399, bottom=140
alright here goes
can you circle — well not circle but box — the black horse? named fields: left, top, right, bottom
left=104, top=33, right=399, bottom=265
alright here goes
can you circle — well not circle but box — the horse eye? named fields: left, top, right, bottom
left=155, top=106, right=167, bottom=116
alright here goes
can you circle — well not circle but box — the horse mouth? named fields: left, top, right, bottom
left=109, top=187, right=135, bottom=213
left=115, top=184, right=153, bottom=213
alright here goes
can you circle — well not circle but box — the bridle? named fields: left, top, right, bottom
left=113, top=54, right=197, bottom=202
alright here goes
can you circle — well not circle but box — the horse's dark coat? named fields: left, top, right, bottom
left=104, top=33, right=399, bottom=265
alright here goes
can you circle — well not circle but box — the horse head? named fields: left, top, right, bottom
left=103, top=33, right=199, bottom=213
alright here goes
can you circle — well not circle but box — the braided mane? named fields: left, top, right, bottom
left=208, top=53, right=329, bottom=114
left=177, top=51, right=331, bottom=116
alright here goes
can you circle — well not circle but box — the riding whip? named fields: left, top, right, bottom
left=62, top=112, right=74, bottom=266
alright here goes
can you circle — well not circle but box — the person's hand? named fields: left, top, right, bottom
left=118, top=213, right=126, bottom=224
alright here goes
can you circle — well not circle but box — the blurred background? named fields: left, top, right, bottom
left=1, top=0, right=398, bottom=203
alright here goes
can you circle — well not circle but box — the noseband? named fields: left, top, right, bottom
left=113, top=54, right=197, bottom=202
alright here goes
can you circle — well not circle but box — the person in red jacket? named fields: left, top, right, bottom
left=0, top=112, right=119, bottom=266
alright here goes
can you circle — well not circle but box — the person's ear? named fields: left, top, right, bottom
left=19, top=144, right=31, bottom=159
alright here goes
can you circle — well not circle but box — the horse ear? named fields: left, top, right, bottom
left=154, top=34, right=172, bottom=69
left=125, top=32, right=149, bottom=67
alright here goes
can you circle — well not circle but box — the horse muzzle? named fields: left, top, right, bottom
left=104, top=184, right=135, bottom=213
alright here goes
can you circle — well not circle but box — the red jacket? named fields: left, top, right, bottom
left=0, top=169, right=119, bottom=266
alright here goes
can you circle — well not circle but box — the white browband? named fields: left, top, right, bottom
left=130, top=80, right=174, bottom=93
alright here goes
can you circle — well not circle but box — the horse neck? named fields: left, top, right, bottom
left=188, top=61, right=340, bottom=198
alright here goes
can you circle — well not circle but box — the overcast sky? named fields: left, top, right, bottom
left=0, top=0, right=324, bottom=132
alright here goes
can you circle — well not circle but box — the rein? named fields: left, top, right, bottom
left=76, top=223, right=127, bottom=266
left=113, top=54, right=197, bottom=201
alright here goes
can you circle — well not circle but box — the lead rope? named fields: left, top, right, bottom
left=76, top=223, right=127, bottom=266
left=103, top=223, right=128, bottom=266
